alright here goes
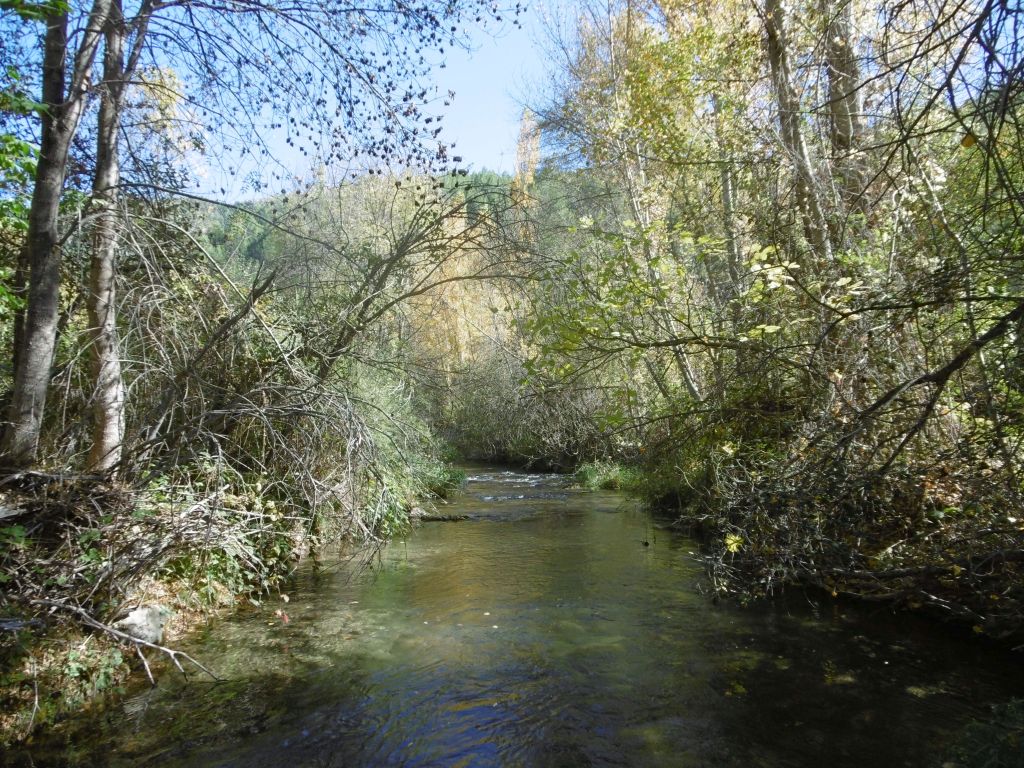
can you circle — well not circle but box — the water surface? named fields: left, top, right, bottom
left=18, top=469, right=1024, bottom=766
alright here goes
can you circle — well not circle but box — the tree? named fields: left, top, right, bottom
left=0, top=0, right=516, bottom=469
left=762, top=0, right=833, bottom=265
left=821, top=0, right=866, bottom=222
left=522, top=0, right=1024, bottom=632
left=86, top=0, right=153, bottom=472
left=1, top=0, right=108, bottom=466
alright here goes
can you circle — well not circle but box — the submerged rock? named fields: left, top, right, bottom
left=112, top=604, right=172, bottom=645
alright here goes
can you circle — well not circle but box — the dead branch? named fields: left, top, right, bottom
left=29, top=599, right=220, bottom=684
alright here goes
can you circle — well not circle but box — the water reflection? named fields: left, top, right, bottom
left=15, top=469, right=1023, bottom=767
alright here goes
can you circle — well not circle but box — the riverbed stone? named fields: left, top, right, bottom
left=112, top=604, right=173, bottom=644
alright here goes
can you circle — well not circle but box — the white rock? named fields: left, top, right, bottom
left=112, top=604, right=172, bottom=644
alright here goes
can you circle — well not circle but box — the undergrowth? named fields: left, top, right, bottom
left=574, top=460, right=642, bottom=492
left=0, top=428, right=462, bottom=746
left=627, top=414, right=1024, bottom=645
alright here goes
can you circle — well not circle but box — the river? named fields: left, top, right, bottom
left=14, top=468, right=1024, bottom=766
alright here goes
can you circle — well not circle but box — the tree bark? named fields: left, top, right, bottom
left=86, top=0, right=127, bottom=473
left=712, top=93, right=742, bottom=298
left=1, top=0, right=110, bottom=467
left=763, top=0, right=833, bottom=265
left=822, top=0, right=866, bottom=218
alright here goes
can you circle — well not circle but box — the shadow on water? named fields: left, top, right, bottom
left=11, top=468, right=1024, bottom=767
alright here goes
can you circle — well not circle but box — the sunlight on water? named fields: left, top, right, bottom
left=16, top=468, right=1024, bottom=767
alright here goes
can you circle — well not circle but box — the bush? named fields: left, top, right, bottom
left=574, top=460, right=642, bottom=492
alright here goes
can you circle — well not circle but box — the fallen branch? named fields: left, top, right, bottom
left=29, top=599, right=220, bottom=685
left=831, top=548, right=1024, bottom=580
left=0, top=504, right=27, bottom=521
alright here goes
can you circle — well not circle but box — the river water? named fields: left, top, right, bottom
left=16, top=469, right=1024, bottom=766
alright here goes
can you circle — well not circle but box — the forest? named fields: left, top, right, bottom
left=1, top=0, right=1023, bottom=748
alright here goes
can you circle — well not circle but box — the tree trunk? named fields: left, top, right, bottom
left=763, top=0, right=833, bottom=265
left=0, top=2, right=109, bottom=467
left=822, top=0, right=866, bottom=219
left=712, top=93, right=742, bottom=298
left=87, top=0, right=127, bottom=473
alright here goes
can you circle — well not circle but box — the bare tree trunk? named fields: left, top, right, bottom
left=87, top=0, right=127, bottom=473
left=822, top=0, right=866, bottom=219
left=712, top=93, right=742, bottom=297
left=1, top=1, right=109, bottom=467
left=763, top=0, right=833, bottom=265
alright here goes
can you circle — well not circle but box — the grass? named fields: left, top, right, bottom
left=574, top=460, right=643, bottom=492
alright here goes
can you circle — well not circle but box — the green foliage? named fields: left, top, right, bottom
left=445, top=346, right=609, bottom=469
left=574, top=460, right=641, bottom=492
left=0, top=65, right=44, bottom=117
left=0, top=636, right=129, bottom=747
left=417, top=461, right=466, bottom=500
left=0, top=116, right=36, bottom=327
left=64, top=646, right=124, bottom=697
left=0, top=524, right=27, bottom=551
left=0, top=265, right=24, bottom=328
left=0, top=0, right=69, bottom=20
left=145, top=462, right=306, bottom=605
left=504, top=0, right=1024, bottom=638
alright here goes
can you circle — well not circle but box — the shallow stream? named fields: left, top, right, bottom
left=15, top=469, right=1024, bottom=766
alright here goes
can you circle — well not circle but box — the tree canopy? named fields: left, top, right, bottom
left=1, top=0, right=1024, bottom=739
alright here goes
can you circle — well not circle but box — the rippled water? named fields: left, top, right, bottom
left=16, top=469, right=1024, bottom=766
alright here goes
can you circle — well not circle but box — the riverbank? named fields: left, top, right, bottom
left=0, top=474, right=287, bottom=746
left=0, top=460, right=465, bottom=746
left=574, top=459, right=1024, bottom=650
left=8, top=469, right=1023, bottom=767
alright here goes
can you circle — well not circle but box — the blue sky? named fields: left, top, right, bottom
left=432, top=10, right=549, bottom=174
left=192, top=4, right=554, bottom=198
